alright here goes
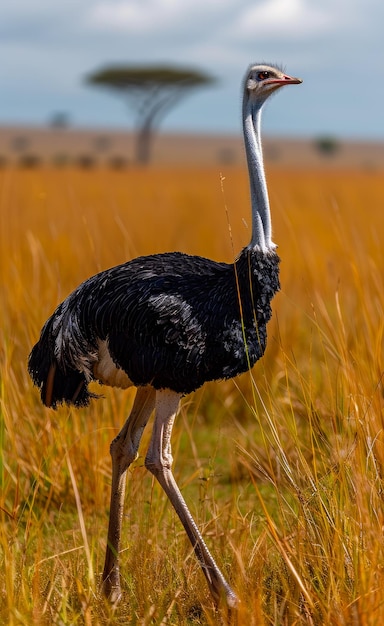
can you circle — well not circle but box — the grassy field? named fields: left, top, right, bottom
left=1, top=164, right=383, bottom=625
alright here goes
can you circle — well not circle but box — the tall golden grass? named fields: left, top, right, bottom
left=1, top=164, right=383, bottom=625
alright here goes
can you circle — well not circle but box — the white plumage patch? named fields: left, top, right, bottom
left=93, top=339, right=133, bottom=389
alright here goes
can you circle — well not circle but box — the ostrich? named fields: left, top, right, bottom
left=28, top=63, right=302, bottom=609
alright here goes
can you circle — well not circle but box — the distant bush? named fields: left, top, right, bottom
left=76, top=154, right=96, bottom=169
left=18, top=154, right=41, bottom=168
left=49, top=112, right=70, bottom=129
left=108, top=155, right=128, bottom=170
left=314, top=136, right=340, bottom=156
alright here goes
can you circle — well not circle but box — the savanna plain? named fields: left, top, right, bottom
left=1, top=163, right=383, bottom=625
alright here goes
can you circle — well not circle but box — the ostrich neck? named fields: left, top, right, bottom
left=243, top=101, right=274, bottom=250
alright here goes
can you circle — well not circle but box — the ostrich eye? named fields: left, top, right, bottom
left=258, top=71, right=271, bottom=80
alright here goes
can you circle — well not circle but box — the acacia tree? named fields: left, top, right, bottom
left=85, top=65, right=215, bottom=164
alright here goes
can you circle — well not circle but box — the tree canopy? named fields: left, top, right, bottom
left=86, top=65, right=215, bottom=164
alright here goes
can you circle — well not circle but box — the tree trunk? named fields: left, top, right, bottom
left=135, top=121, right=152, bottom=165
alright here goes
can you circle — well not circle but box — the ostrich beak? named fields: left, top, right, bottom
left=268, top=73, right=303, bottom=86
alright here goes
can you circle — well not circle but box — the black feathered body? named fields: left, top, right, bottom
left=28, top=247, right=279, bottom=407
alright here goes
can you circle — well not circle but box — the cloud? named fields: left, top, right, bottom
left=232, top=0, right=333, bottom=39
left=88, top=0, right=230, bottom=34
left=88, top=0, right=333, bottom=40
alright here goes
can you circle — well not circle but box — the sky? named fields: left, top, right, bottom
left=1, top=0, right=383, bottom=139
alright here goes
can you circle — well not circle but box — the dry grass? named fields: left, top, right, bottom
left=1, top=165, right=383, bottom=625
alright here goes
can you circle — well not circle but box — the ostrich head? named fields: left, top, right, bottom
left=244, top=63, right=302, bottom=104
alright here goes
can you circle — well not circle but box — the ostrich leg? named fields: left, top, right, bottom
left=102, top=385, right=156, bottom=603
left=145, top=389, right=238, bottom=609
